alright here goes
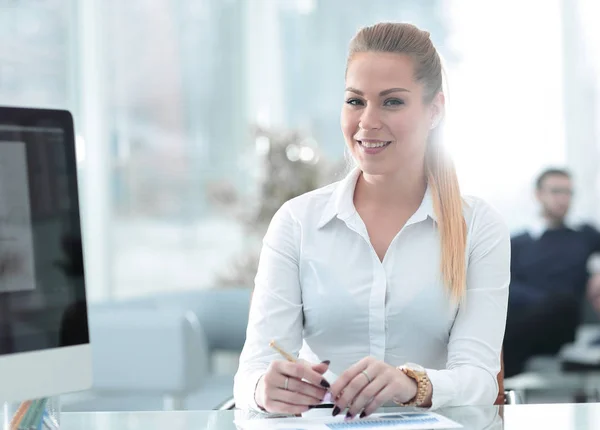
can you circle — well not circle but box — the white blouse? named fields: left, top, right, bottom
left=233, top=168, right=510, bottom=410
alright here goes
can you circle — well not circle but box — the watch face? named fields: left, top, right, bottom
left=404, top=362, right=425, bottom=373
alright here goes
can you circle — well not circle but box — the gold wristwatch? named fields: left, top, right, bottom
left=395, top=363, right=430, bottom=407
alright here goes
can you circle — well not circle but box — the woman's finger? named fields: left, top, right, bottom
left=272, top=384, right=323, bottom=406
left=265, top=365, right=327, bottom=403
left=278, top=376, right=327, bottom=403
left=334, top=363, right=380, bottom=416
left=345, top=371, right=387, bottom=418
left=311, top=360, right=330, bottom=375
left=275, top=360, right=331, bottom=389
left=329, top=357, right=373, bottom=400
left=360, top=385, right=397, bottom=418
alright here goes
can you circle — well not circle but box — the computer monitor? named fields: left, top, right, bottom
left=0, top=106, right=92, bottom=402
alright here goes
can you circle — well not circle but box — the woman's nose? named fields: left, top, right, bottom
left=359, top=106, right=382, bottom=130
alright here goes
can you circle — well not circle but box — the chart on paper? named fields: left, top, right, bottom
left=235, top=411, right=463, bottom=430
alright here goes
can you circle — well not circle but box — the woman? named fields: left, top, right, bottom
left=233, top=22, right=510, bottom=418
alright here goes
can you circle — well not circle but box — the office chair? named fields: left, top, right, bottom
left=496, top=350, right=521, bottom=405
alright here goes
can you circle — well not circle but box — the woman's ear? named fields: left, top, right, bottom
left=430, top=92, right=445, bottom=129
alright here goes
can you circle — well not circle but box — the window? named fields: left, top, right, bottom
left=3, top=0, right=595, bottom=302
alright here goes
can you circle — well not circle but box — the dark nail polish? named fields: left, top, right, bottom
left=346, top=412, right=353, bottom=420
left=321, top=360, right=331, bottom=365
left=360, top=412, right=366, bottom=419
left=320, top=379, right=331, bottom=388
left=332, top=406, right=340, bottom=416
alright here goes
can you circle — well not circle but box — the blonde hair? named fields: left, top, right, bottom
left=347, top=22, right=467, bottom=302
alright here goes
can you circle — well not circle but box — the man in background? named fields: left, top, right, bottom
left=504, top=168, right=600, bottom=377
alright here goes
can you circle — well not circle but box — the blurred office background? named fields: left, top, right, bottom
left=2, top=0, right=600, bottom=410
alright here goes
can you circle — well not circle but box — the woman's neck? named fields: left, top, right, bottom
left=354, top=168, right=427, bottom=209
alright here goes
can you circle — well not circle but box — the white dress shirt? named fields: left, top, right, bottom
left=233, top=167, right=510, bottom=410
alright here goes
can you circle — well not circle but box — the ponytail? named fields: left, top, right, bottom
left=425, top=129, right=467, bottom=303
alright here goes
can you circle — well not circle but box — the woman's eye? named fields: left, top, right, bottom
left=345, top=98, right=364, bottom=106
left=384, top=98, right=405, bottom=106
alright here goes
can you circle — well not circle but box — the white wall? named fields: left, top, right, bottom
left=445, top=0, right=566, bottom=232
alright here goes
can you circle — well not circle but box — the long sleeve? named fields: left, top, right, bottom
left=426, top=201, right=511, bottom=409
left=586, top=224, right=600, bottom=254
left=233, top=202, right=304, bottom=410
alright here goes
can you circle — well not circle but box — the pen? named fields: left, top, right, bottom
left=9, top=400, right=30, bottom=430
left=269, top=340, right=297, bottom=363
left=21, top=398, right=44, bottom=430
left=17, top=399, right=38, bottom=430
left=28, top=397, right=47, bottom=430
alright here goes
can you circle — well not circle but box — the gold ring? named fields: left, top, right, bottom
left=284, top=377, right=289, bottom=390
left=361, top=370, right=372, bottom=383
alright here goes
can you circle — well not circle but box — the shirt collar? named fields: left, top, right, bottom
left=317, top=167, right=437, bottom=229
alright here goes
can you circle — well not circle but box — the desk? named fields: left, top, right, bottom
left=57, top=403, right=600, bottom=429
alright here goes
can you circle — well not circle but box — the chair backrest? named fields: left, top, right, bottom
left=494, top=350, right=505, bottom=405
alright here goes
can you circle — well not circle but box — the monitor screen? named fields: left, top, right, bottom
left=0, top=108, right=89, bottom=357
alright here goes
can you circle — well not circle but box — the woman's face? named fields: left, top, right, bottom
left=341, top=52, right=443, bottom=177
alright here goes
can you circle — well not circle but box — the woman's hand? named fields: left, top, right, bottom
left=255, top=360, right=331, bottom=414
left=329, top=357, right=418, bottom=419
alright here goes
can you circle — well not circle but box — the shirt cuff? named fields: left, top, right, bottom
left=234, top=370, right=267, bottom=411
left=425, top=368, right=457, bottom=410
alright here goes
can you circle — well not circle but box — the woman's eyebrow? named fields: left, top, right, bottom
left=345, top=87, right=411, bottom=96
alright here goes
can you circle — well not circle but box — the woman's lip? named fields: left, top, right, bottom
left=356, top=140, right=393, bottom=146
left=356, top=139, right=391, bottom=143
left=357, top=140, right=391, bottom=154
